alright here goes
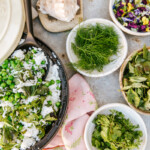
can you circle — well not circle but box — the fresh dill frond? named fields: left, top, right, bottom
left=71, top=23, right=120, bottom=72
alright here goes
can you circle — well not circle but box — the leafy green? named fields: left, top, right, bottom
left=123, top=45, right=150, bottom=111
left=71, top=24, right=119, bottom=71
left=92, top=110, right=143, bottom=150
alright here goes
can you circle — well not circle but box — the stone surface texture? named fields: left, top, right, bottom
left=33, top=0, right=150, bottom=149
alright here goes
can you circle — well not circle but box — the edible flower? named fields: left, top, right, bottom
left=146, top=27, right=150, bottom=31
left=142, top=16, right=149, bottom=25
left=113, top=0, right=150, bottom=32
left=127, top=3, right=134, bottom=12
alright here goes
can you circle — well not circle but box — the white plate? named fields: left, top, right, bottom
left=66, top=18, right=128, bottom=77
left=109, top=0, right=150, bottom=36
left=84, top=103, right=147, bottom=150
left=0, top=0, right=25, bottom=64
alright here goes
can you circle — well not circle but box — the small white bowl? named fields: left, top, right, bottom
left=109, top=0, right=150, bottom=36
left=66, top=18, right=128, bottom=78
left=84, top=103, right=147, bottom=150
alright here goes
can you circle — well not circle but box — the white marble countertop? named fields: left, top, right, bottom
left=33, top=0, right=150, bottom=149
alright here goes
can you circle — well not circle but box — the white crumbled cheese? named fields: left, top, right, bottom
left=23, top=71, right=30, bottom=81
left=0, top=101, right=14, bottom=108
left=20, top=121, right=32, bottom=129
left=22, top=96, right=39, bottom=105
left=32, top=108, right=37, bottom=113
left=34, top=51, right=47, bottom=66
left=36, top=72, right=42, bottom=78
left=23, top=62, right=32, bottom=70
left=20, top=137, right=36, bottom=150
left=0, top=101, right=14, bottom=118
left=11, top=147, right=19, bottom=150
left=0, top=122, right=4, bottom=128
left=12, top=50, right=25, bottom=60
left=41, top=106, right=53, bottom=118
left=17, top=88, right=25, bottom=93
left=24, top=125, right=39, bottom=138
left=16, top=78, right=38, bottom=89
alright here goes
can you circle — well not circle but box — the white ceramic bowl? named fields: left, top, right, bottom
left=109, top=0, right=150, bottom=36
left=84, top=103, right=147, bottom=150
left=66, top=18, right=128, bottom=78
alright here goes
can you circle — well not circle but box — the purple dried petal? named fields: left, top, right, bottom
left=128, top=22, right=138, bottom=28
left=128, top=12, right=134, bottom=18
left=116, top=10, right=124, bottom=17
left=142, top=0, right=147, bottom=4
left=138, top=7, right=146, bottom=11
left=122, top=17, right=133, bottom=22
left=139, top=25, right=146, bottom=31
left=134, top=9, right=141, bottom=15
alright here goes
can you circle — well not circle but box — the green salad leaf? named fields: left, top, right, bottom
left=123, top=45, right=150, bottom=111
left=92, top=110, right=143, bottom=150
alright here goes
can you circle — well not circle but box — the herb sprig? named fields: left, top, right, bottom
left=71, top=24, right=119, bottom=71
left=123, top=45, right=150, bottom=111
left=92, top=110, right=143, bottom=150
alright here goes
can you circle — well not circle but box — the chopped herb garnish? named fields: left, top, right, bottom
left=71, top=24, right=119, bottom=71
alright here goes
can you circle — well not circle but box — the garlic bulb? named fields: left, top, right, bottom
left=37, top=0, right=79, bottom=22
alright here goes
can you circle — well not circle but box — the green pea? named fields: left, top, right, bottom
left=56, top=80, right=61, bottom=84
left=32, top=66, right=35, bottom=71
left=6, top=91, right=11, bottom=96
left=2, top=72, right=7, bottom=77
left=4, top=60, right=9, bottom=64
left=18, top=124, right=23, bottom=131
left=15, top=59, right=20, bottom=64
left=15, top=93, right=21, bottom=99
left=39, top=115, right=43, bottom=120
left=8, top=75, right=14, bottom=80
left=56, top=86, right=60, bottom=90
left=19, top=135, right=24, bottom=140
left=2, top=69, right=6, bottom=72
left=9, top=95, right=14, bottom=102
left=2, top=64, right=8, bottom=69
left=48, top=91, right=52, bottom=96
left=31, top=59, right=35, bottom=64
left=56, top=102, right=61, bottom=108
left=3, top=76, right=8, bottom=81
left=4, top=95, right=8, bottom=101
left=40, top=69, right=45, bottom=74
left=20, top=62, right=24, bottom=67
left=32, top=49, right=37, bottom=53
left=49, top=80, right=55, bottom=86
left=26, top=60, right=29, bottom=64
left=41, top=60, right=46, bottom=65
left=1, top=83, right=6, bottom=88
left=10, top=61, right=16, bottom=68
left=47, top=100, right=52, bottom=106
left=10, top=83, right=15, bottom=89
left=21, top=95, right=27, bottom=99
left=38, top=78, right=42, bottom=83
left=6, top=80, right=12, bottom=85
left=45, top=82, right=50, bottom=87
left=7, top=116, right=12, bottom=122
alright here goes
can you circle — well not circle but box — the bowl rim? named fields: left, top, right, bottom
left=119, top=47, right=150, bottom=115
left=109, top=0, right=150, bottom=36
left=66, top=18, right=128, bottom=78
left=84, top=103, right=147, bottom=150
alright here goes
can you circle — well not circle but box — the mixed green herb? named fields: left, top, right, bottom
left=71, top=24, right=120, bottom=72
left=123, top=45, right=150, bottom=112
left=0, top=47, right=61, bottom=150
left=92, top=110, right=143, bottom=150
